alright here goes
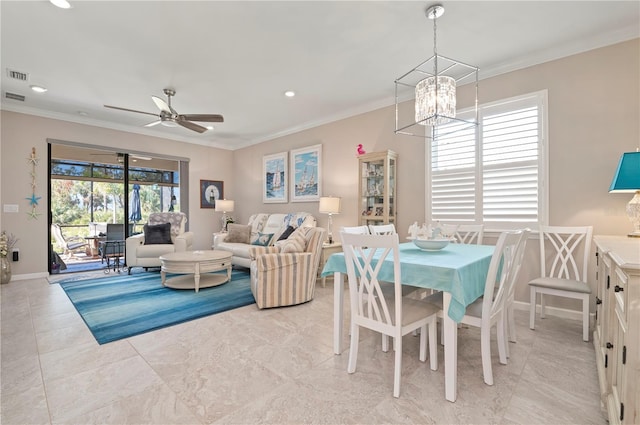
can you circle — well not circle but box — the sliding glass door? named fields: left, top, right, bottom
left=48, top=142, right=187, bottom=273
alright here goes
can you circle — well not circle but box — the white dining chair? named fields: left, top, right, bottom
left=366, top=222, right=419, bottom=346
left=528, top=225, right=593, bottom=342
left=424, top=229, right=526, bottom=385
left=340, top=225, right=370, bottom=235
left=342, top=224, right=416, bottom=349
left=440, top=223, right=485, bottom=245
left=340, top=231, right=439, bottom=398
left=368, top=223, right=396, bottom=235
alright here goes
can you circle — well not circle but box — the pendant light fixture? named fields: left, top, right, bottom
left=395, top=4, right=479, bottom=139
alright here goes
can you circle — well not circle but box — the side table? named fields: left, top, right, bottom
left=319, top=242, right=342, bottom=287
left=84, top=235, right=105, bottom=257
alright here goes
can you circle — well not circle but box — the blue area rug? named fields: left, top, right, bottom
left=59, top=269, right=255, bottom=344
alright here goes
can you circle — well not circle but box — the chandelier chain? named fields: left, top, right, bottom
left=433, top=9, right=438, bottom=78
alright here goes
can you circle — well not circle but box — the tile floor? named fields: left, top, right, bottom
left=1, top=273, right=606, bottom=424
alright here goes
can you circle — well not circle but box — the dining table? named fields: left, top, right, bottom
left=321, top=241, right=495, bottom=402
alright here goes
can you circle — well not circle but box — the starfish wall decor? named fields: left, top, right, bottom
left=26, top=147, right=41, bottom=220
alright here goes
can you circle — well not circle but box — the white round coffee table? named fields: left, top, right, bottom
left=159, top=250, right=232, bottom=292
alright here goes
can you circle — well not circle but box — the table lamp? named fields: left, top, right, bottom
left=319, top=196, right=341, bottom=244
left=215, top=199, right=234, bottom=232
left=609, top=151, right=640, bottom=237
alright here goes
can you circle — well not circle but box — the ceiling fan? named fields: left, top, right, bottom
left=104, top=88, right=224, bottom=134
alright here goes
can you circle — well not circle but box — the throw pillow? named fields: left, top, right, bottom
left=225, top=224, right=251, bottom=244
left=280, top=228, right=309, bottom=253
left=251, top=232, right=274, bottom=247
left=143, top=222, right=173, bottom=245
left=276, top=225, right=296, bottom=241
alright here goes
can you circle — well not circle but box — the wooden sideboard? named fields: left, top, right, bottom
left=593, top=235, right=639, bottom=425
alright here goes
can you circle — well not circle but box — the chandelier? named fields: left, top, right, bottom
left=395, top=4, right=479, bottom=139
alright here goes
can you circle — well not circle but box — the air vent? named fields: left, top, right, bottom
left=5, top=92, right=26, bottom=102
left=6, top=69, right=29, bottom=81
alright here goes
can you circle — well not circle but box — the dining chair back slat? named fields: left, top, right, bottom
left=504, top=228, right=531, bottom=347
left=368, top=224, right=396, bottom=235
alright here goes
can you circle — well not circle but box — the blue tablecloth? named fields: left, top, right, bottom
left=321, top=242, right=495, bottom=322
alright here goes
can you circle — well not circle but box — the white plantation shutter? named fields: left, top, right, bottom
left=428, top=91, right=547, bottom=227
left=431, top=123, right=476, bottom=222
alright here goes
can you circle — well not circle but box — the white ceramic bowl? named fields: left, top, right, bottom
left=410, top=238, right=450, bottom=251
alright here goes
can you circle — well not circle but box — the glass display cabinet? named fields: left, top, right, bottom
left=358, top=150, right=397, bottom=227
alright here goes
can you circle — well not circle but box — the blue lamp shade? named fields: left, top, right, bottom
left=609, top=152, right=640, bottom=237
left=609, top=152, right=640, bottom=192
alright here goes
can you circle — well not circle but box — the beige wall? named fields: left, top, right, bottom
left=0, top=112, right=233, bottom=277
left=232, top=38, right=639, bottom=314
left=1, top=39, right=638, bottom=315
left=233, top=106, right=426, bottom=235
left=235, top=39, right=639, bottom=235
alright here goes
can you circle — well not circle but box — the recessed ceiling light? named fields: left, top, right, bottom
left=206, top=126, right=215, bottom=131
left=284, top=90, right=296, bottom=97
left=49, top=0, right=72, bottom=9
left=30, top=85, right=47, bottom=93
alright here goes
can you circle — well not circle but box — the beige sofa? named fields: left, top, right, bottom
left=213, top=212, right=317, bottom=267
left=125, top=212, right=194, bottom=274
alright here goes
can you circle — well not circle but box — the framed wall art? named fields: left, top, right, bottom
left=290, top=144, right=322, bottom=202
left=200, top=179, right=223, bottom=209
left=263, top=152, right=288, bottom=203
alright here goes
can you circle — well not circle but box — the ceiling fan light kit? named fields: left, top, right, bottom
left=104, top=88, right=223, bottom=134
left=49, top=0, right=71, bottom=9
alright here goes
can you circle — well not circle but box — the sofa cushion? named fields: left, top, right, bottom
left=280, top=227, right=310, bottom=253
left=248, top=214, right=269, bottom=234
left=284, top=212, right=317, bottom=228
left=262, top=214, right=287, bottom=234
left=226, top=224, right=251, bottom=244
left=148, top=212, right=186, bottom=239
left=144, top=223, right=173, bottom=245
left=277, top=225, right=296, bottom=241
left=136, top=243, right=176, bottom=258
left=251, top=232, right=274, bottom=247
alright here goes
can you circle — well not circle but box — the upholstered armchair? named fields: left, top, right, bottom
left=249, top=227, right=326, bottom=309
left=125, top=212, right=194, bottom=274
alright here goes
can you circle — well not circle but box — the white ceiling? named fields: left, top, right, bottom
left=1, top=1, right=638, bottom=150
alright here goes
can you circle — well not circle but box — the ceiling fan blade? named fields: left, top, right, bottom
left=144, top=120, right=162, bottom=127
left=177, top=119, right=207, bottom=134
left=104, top=105, right=160, bottom=117
left=151, top=96, right=172, bottom=113
left=180, top=114, right=224, bottom=123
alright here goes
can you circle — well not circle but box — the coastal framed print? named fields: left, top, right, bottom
left=200, top=180, right=223, bottom=209
left=290, top=144, right=322, bottom=202
left=263, top=152, right=288, bottom=203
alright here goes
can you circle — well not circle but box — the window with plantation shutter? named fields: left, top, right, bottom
left=427, top=91, right=547, bottom=228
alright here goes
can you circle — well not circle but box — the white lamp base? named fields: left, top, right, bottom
left=626, top=191, right=640, bottom=238
left=221, top=213, right=229, bottom=233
